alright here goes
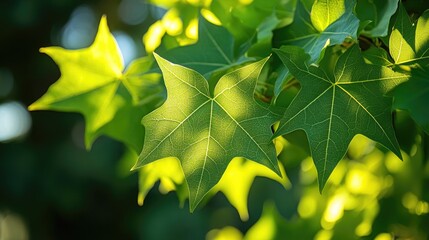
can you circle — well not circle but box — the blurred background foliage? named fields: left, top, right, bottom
left=0, top=0, right=428, bottom=239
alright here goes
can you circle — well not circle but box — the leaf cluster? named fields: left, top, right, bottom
left=30, top=0, right=429, bottom=219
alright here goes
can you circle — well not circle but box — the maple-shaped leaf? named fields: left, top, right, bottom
left=393, top=67, right=429, bottom=134
left=272, top=0, right=359, bottom=96
left=389, top=5, right=429, bottom=66
left=29, top=16, right=162, bottom=151
left=133, top=54, right=281, bottom=210
left=274, top=45, right=407, bottom=190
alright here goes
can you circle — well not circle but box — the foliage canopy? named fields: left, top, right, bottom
left=30, top=0, right=429, bottom=238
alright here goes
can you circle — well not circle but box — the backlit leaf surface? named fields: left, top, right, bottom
left=134, top=55, right=281, bottom=210
left=29, top=16, right=161, bottom=152
left=274, top=45, right=406, bottom=190
left=390, top=5, right=429, bottom=66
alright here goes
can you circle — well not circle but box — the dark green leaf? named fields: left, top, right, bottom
left=274, top=45, right=407, bottom=190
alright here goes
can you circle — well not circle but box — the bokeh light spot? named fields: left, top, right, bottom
left=61, top=5, right=96, bottom=49
left=0, top=102, right=32, bottom=142
left=118, top=0, right=148, bottom=25
left=206, top=226, right=243, bottom=240
left=314, top=229, right=333, bottom=240
left=374, top=233, right=392, bottom=240
left=143, top=21, right=165, bottom=52
left=385, top=152, right=402, bottom=173
left=113, top=31, right=137, bottom=66
left=298, top=195, right=317, bottom=218
left=0, top=212, right=29, bottom=240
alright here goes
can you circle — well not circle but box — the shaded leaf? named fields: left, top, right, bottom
left=362, top=45, right=393, bottom=66
left=356, top=0, right=399, bottom=37
left=160, top=16, right=236, bottom=78
left=274, top=45, right=406, bottom=190
left=273, top=0, right=359, bottom=96
left=134, top=54, right=281, bottom=210
left=393, top=67, right=429, bottom=134
left=209, top=0, right=295, bottom=46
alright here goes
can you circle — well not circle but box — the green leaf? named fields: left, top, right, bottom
left=209, top=0, right=295, bottom=46
left=273, top=0, right=359, bottom=96
left=134, top=54, right=281, bottom=210
left=356, top=0, right=399, bottom=37
left=159, top=16, right=236, bottom=78
left=274, top=45, right=406, bottom=190
left=389, top=5, right=429, bottom=65
left=123, top=56, right=165, bottom=105
left=393, top=68, right=429, bottom=134
left=311, top=0, right=345, bottom=32
left=29, top=16, right=161, bottom=152
left=362, top=45, right=393, bottom=66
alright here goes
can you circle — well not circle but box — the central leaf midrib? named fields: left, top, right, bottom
left=195, top=100, right=214, bottom=199
left=321, top=84, right=336, bottom=185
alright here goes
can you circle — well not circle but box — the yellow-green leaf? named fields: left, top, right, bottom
left=311, top=0, right=345, bottom=32
left=211, top=158, right=290, bottom=221
left=29, top=16, right=162, bottom=152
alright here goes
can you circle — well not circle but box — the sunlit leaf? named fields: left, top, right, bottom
left=137, top=157, right=188, bottom=206
left=134, top=54, right=281, bottom=210
left=389, top=5, right=429, bottom=66
left=29, top=16, right=161, bottom=152
left=310, top=0, right=345, bottom=32
left=210, top=158, right=290, bottom=221
left=274, top=45, right=407, bottom=190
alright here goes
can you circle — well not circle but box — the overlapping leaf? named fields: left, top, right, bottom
left=393, top=67, right=429, bottom=134
left=29, top=16, right=163, bottom=152
left=274, top=45, right=407, bottom=190
left=134, top=54, right=281, bottom=210
left=389, top=5, right=429, bottom=66
left=272, top=0, right=359, bottom=96
left=356, top=0, right=399, bottom=37
left=135, top=156, right=289, bottom=221
left=159, top=16, right=237, bottom=78
left=209, top=0, right=295, bottom=50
